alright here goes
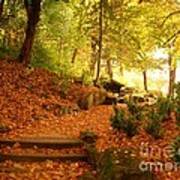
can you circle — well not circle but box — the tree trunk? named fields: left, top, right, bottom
left=71, top=48, right=78, bottom=64
left=168, top=55, right=176, bottom=97
left=90, top=36, right=98, bottom=78
left=143, top=70, right=148, bottom=92
left=18, top=0, right=41, bottom=66
left=107, top=59, right=113, bottom=80
left=0, top=0, right=4, bottom=17
left=94, top=0, right=103, bottom=85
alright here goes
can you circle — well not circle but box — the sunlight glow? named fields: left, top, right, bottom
left=152, top=48, right=169, bottom=60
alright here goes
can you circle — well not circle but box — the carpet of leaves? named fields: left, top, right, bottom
left=0, top=60, right=179, bottom=180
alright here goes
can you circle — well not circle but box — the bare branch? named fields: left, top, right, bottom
left=161, top=10, right=180, bottom=27
left=163, top=30, right=180, bottom=46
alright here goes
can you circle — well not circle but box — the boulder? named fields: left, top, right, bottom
left=77, top=88, right=107, bottom=110
left=103, top=80, right=124, bottom=94
left=77, top=93, right=94, bottom=110
left=103, top=92, right=118, bottom=105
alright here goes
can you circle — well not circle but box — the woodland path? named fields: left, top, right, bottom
left=0, top=105, right=179, bottom=180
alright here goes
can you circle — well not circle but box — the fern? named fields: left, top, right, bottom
left=110, top=106, right=138, bottom=137
left=145, top=109, right=163, bottom=139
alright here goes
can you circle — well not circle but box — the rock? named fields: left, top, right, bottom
left=42, top=103, right=80, bottom=116
left=120, top=87, right=134, bottom=95
left=77, top=88, right=107, bottom=110
left=103, top=92, right=117, bottom=105
left=103, top=80, right=124, bottom=94
left=132, top=95, right=146, bottom=103
left=117, top=97, right=125, bottom=104
left=93, top=88, right=107, bottom=106
left=77, top=93, right=94, bottom=110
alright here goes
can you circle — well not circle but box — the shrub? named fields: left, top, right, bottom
left=145, top=109, right=163, bottom=139
left=174, top=83, right=180, bottom=125
left=123, top=116, right=138, bottom=137
left=175, top=108, right=180, bottom=126
left=171, top=136, right=180, bottom=163
left=110, top=106, right=138, bottom=137
left=110, top=106, right=126, bottom=130
left=155, top=96, right=174, bottom=121
left=126, top=98, right=143, bottom=121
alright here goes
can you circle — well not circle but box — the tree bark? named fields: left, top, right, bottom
left=94, top=0, right=103, bottom=85
left=0, top=0, right=5, bottom=17
left=168, top=55, right=176, bottom=97
left=18, top=0, right=41, bottom=66
left=71, top=48, right=78, bottom=64
left=90, top=36, right=98, bottom=78
left=143, top=70, right=148, bottom=92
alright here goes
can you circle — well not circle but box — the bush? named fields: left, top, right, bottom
left=174, top=83, right=180, bottom=125
left=110, top=106, right=138, bottom=137
left=155, top=96, right=174, bottom=121
left=175, top=109, right=180, bottom=126
left=171, top=136, right=180, bottom=163
left=126, top=98, right=143, bottom=121
left=123, top=116, right=138, bottom=137
left=145, top=109, right=163, bottom=139
left=110, top=107, right=126, bottom=130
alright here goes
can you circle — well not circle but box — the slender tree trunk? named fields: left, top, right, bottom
left=143, top=70, right=148, bottom=92
left=0, top=0, right=4, bottom=17
left=107, top=59, right=113, bottom=80
left=90, top=36, right=98, bottom=77
left=94, top=0, right=103, bottom=85
left=71, top=48, right=78, bottom=64
left=168, top=55, right=176, bottom=97
left=18, top=0, right=41, bottom=66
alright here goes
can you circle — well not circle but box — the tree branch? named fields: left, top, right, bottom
left=163, top=30, right=180, bottom=46
left=161, top=10, right=180, bottom=27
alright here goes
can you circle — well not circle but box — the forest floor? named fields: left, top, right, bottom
left=0, top=60, right=179, bottom=180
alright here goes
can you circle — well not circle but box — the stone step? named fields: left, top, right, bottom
left=0, top=138, right=84, bottom=148
left=0, top=153, right=88, bottom=162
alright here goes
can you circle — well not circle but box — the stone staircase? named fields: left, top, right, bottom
left=0, top=137, right=88, bottom=163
